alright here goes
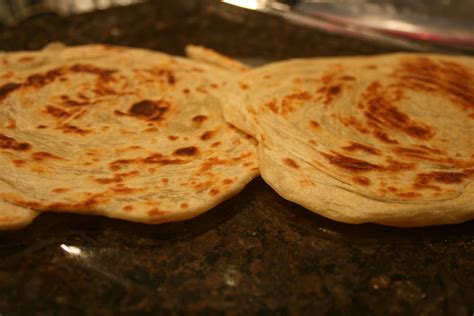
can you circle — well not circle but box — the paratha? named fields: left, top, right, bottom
left=224, top=53, right=474, bottom=227
left=0, top=44, right=258, bottom=230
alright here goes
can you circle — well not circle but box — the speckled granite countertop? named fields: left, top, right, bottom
left=0, top=1, right=473, bottom=315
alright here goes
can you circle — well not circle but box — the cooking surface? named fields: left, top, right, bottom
left=1, top=1, right=474, bottom=314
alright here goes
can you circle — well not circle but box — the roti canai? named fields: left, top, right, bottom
left=223, top=53, right=474, bottom=227
left=0, top=44, right=258, bottom=229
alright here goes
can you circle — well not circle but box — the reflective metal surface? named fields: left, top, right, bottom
left=223, top=0, right=474, bottom=51
left=0, top=0, right=144, bottom=25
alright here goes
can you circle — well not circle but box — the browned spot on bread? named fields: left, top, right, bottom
left=37, top=125, right=47, bottom=129
left=283, top=158, right=300, bottom=169
left=114, top=110, right=126, bottom=116
left=397, top=191, right=422, bottom=198
left=166, top=71, right=176, bottom=85
left=384, top=158, right=416, bottom=172
left=226, top=123, right=240, bottom=132
left=180, top=203, right=189, bottom=209
left=0, top=134, right=31, bottom=151
left=148, top=208, right=166, bottom=217
left=192, top=115, right=207, bottom=123
left=414, top=170, right=473, bottom=191
left=361, top=81, right=434, bottom=140
left=200, top=157, right=228, bottom=172
left=339, top=116, right=370, bottom=134
left=13, top=159, right=26, bottom=167
left=143, top=154, right=184, bottom=165
left=396, top=57, right=474, bottom=112
left=144, top=127, right=159, bottom=133
left=244, top=133, right=254, bottom=140
left=47, top=196, right=106, bottom=211
left=192, top=67, right=204, bottom=73
left=196, top=87, right=208, bottom=94
left=352, top=176, right=371, bottom=186
left=0, top=82, right=21, bottom=101
left=232, top=152, right=254, bottom=162
left=222, top=179, right=233, bottom=185
left=174, top=146, right=199, bottom=156
left=59, top=95, right=90, bottom=107
left=309, top=140, right=317, bottom=145
left=94, top=171, right=139, bottom=184
left=108, top=153, right=188, bottom=171
left=322, top=152, right=382, bottom=172
left=211, top=141, right=221, bottom=147
left=146, top=68, right=176, bottom=85
left=52, top=188, right=69, bottom=193
left=329, top=85, right=341, bottom=95
left=78, top=93, right=89, bottom=100
left=161, top=178, right=169, bottom=184
left=374, top=130, right=398, bottom=144
left=413, top=145, right=444, bottom=154
left=129, top=99, right=170, bottom=121
left=309, top=120, right=320, bottom=129
left=26, top=68, right=64, bottom=88
left=123, top=205, right=133, bottom=211
left=18, top=56, right=35, bottom=63
left=281, top=92, right=312, bottom=114
left=168, top=135, right=178, bottom=141
left=392, top=146, right=444, bottom=161
left=246, top=106, right=257, bottom=116
left=69, top=64, right=116, bottom=78
left=200, top=130, right=216, bottom=141
left=182, top=88, right=190, bottom=94
left=316, top=72, right=354, bottom=105
left=5, top=199, right=44, bottom=210
left=124, top=145, right=143, bottom=150
left=0, top=71, right=13, bottom=79
left=92, top=81, right=119, bottom=96
left=340, top=75, right=355, bottom=81
left=111, top=185, right=141, bottom=195
left=265, top=99, right=278, bottom=113
left=109, top=159, right=129, bottom=171
left=6, top=119, right=16, bottom=130
left=342, top=142, right=381, bottom=155
left=365, top=65, right=378, bottom=69
left=209, top=188, right=220, bottom=196
left=31, top=151, right=63, bottom=161
left=240, top=83, right=249, bottom=90
left=60, top=124, right=91, bottom=135
left=46, top=105, right=71, bottom=119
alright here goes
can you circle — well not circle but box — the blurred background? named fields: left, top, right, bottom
left=0, top=0, right=472, bottom=51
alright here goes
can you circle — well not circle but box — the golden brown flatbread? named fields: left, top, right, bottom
left=0, top=44, right=258, bottom=229
left=223, top=53, right=474, bottom=226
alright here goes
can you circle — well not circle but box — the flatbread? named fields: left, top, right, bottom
left=0, top=44, right=259, bottom=229
left=224, top=53, right=474, bottom=227
left=185, top=45, right=250, bottom=72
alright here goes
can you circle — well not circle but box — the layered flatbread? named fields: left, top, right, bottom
left=0, top=44, right=258, bottom=229
left=224, top=53, right=474, bottom=226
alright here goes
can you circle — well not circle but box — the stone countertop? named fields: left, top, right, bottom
left=1, top=1, right=473, bottom=314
